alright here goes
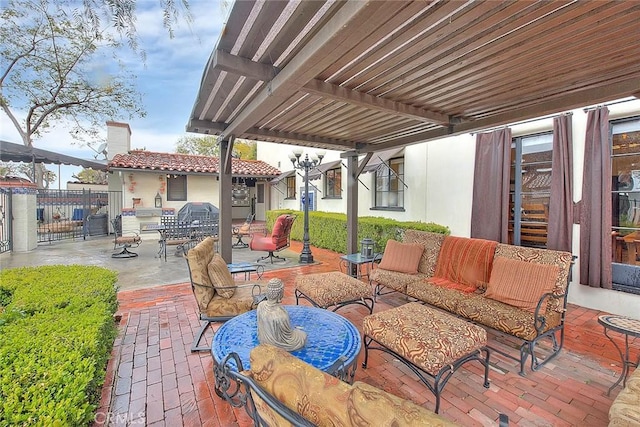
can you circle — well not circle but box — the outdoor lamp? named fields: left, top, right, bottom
left=290, top=149, right=324, bottom=263
left=155, top=192, right=162, bottom=208
left=360, top=238, right=374, bottom=258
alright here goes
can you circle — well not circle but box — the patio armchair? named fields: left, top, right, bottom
left=232, top=214, right=254, bottom=248
left=184, top=236, right=265, bottom=352
left=111, top=214, right=142, bottom=258
left=249, top=214, right=296, bottom=263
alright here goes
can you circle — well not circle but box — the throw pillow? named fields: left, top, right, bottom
left=207, top=253, right=236, bottom=298
left=378, top=240, right=424, bottom=274
left=485, top=257, right=560, bottom=313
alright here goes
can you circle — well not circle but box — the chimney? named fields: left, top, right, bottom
left=106, top=121, right=132, bottom=159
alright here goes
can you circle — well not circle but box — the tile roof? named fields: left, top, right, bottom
left=108, top=150, right=281, bottom=177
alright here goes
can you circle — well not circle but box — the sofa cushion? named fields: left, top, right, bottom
left=369, top=268, right=429, bottom=294
left=434, top=236, right=497, bottom=289
left=456, top=295, right=558, bottom=340
left=186, top=236, right=217, bottom=310
left=485, top=257, right=559, bottom=312
left=403, top=230, right=446, bottom=276
left=249, top=344, right=456, bottom=427
left=207, top=253, right=235, bottom=298
left=249, top=343, right=360, bottom=426
left=609, top=367, right=640, bottom=426
left=350, top=381, right=457, bottom=426
left=204, top=283, right=255, bottom=318
left=378, top=240, right=424, bottom=274
left=406, top=280, right=476, bottom=313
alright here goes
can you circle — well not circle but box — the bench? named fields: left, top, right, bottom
left=294, top=271, right=374, bottom=314
left=362, top=302, right=490, bottom=414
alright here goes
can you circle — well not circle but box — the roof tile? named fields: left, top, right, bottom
left=108, top=150, right=281, bottom=177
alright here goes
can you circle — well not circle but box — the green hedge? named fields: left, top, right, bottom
left=265, top=210, right=450, bottom=254
left=0, top=265, right=118, bottom=426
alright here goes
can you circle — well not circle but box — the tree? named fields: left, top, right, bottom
left=175, top=135, right=220, bottom=157
left=176, top=135, right=257, bottom=159
left=73, top=168, right=108, bottom=184
left=0, top=0, right=191, bottom=187
left=0, top=161, right=56, bottom=187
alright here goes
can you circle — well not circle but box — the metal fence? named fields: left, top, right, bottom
left=36, top=189, right=122, bottom=243
left=0, top=188, right=11, bottom=253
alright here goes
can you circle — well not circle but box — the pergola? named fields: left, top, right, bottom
left=188, top=0, right=640, bottom=261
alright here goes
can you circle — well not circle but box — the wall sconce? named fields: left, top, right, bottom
left=155, top=192, right=162, bottom=208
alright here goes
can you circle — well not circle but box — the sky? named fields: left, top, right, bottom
left=0, top=0, right=227, bottom=189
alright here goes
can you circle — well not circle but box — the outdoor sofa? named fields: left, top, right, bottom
left=609, top=367, right=640, bottom=426
left=215, top=343, right=476, bottom=426
left=370, top=230, right=574, bottom=375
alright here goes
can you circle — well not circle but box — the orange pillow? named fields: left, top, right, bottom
left=378, top=240, right=424, bottom=274
left=485, top=257, right=560, bottom=313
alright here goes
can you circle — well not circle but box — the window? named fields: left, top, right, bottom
left=167, top=175, right=187, bottom=201
left=285, top=176, right=296, bottom=199
left=374, top=157, right=404, bottom=209
left=611, top=117, right=640, bottom=269
left=509, top=133, right=552, bottom=248
left=324, top=168, right=341, bottom=198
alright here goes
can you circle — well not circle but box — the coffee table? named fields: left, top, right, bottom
left=212, top=305, right=361, bottom=383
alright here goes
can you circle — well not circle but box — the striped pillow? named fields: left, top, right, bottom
left=207, top=253, right=235, bottom=298
left=485, top=257, right=560, bottom=312
left=378, top=240, right=424, bottom=274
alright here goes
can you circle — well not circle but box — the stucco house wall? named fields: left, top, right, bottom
left=257, top=99, right=640, bottom=317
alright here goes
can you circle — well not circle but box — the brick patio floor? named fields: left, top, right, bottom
left=95, top=241, right=637, bottom=427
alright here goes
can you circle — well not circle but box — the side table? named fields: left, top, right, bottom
left=598, top=314, right=640, bottom=395
left=227, top=262, right=264, bottom=280
left=340, top=253, right=382, bottom=279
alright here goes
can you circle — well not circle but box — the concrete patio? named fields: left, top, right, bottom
left=48, top=239, right=632, bottom=427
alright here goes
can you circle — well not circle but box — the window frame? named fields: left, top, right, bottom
left=510, top=132, right=553, bottom=248
left=372, top=156, right=405, bottom=211
left=610, top=115, right=640, bottom=275
left=166, top=175, right=187, bottom=201
left=323, top=167, right=342, bottom=199
left=285, top=175, right=296, bottom=199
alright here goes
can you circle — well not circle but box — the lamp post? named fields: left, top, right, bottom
left=289, top=149, right=325, bottom=263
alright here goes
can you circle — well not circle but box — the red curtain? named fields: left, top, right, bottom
left=547, top=114, right=573, bottom=252
left=579, top=107, right=612, bottom=288
left=471, top=129, right=512, bottom=243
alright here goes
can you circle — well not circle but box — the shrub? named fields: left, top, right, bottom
left=0, top=265, right=118, bottom=426
left=265, top=210, right=450, bottom=254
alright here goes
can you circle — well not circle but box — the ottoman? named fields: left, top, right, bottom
left=362, top=302, right=490, bottom=414
left=295, top=271, right=374, bottom=314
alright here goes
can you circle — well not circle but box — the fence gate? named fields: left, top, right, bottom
left=0, top=188, right=11, bottom=253
left=36, top=189, right=122, bottom=243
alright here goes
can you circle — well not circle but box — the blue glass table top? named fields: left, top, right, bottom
left=212, top=305, right=361, bottom=373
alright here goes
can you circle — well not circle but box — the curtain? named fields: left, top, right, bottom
left=580, top=107, right=612, bottom=289
left=547, top=114, right=573, bottom=252
left=471, top=129, right=512, bottom=242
